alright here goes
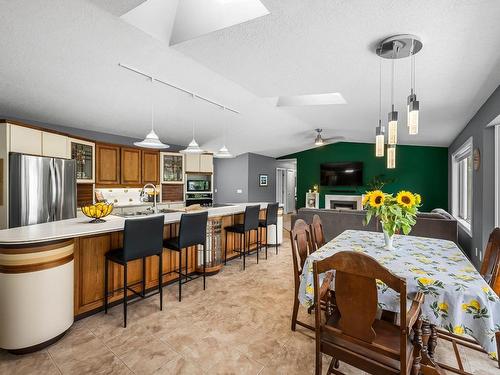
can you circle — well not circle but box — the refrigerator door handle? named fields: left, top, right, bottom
left=49, top=160, right=58, bottom=221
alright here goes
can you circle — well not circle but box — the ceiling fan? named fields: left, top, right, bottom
left=313, top=128, right=345, bottom=146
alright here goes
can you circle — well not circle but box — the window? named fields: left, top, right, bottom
left=452, top=138, right=473, bottom=234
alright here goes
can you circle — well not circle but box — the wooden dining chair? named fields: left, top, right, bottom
left=481, top=227, right=500, bottom=295
left=310, top=214, right=326, bottom=250
left=290, top=219, right=333, bottom=331
left=313, top=251, right=424, bottom=375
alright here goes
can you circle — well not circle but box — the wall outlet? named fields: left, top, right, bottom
left=236, top=189, right=242, bottom=194
left=475, top=247, right=478, bottom=257
left=214, top=188, right=217, bottom=193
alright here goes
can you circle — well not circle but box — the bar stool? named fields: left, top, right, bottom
left=224, top=205, right=260, bottom=270
left=163, top=211, right=208, bottom=302
left=104, top=215, right=165, bottom=328
left=258, top=202, right=279, bottom=258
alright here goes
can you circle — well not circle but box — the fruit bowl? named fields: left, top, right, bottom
left=81, top=202, right=114, bottom=223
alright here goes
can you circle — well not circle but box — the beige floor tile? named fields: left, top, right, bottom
left=153, top=354, right=206, bottom=375
left=208, top=350, right=264, bottom=375
left=0, top=350, right=60, bottom=375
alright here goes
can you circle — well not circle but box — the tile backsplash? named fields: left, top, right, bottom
left=95, top=188, right=145, bottom=207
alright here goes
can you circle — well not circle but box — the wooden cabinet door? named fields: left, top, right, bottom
left=42, top=132, right=69, bottom=158
left=185, top=153, right=200, bottom=172
left=10, top=124, right=42, bottom=155
left=199, top=154, right=214, bottom=173
left=142, top=150, right=159, bottom=184
left=96, top=143, right=120, bottom=185
left=121, top=147, right=142, bottom=185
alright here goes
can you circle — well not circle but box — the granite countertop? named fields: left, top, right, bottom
left=0, top=203, right=274, bottom=245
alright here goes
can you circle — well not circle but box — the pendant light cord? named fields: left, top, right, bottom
left=379, top=56, right=382, bottom=125
left=411, top=39, right=415, bottom=95
left=151, top=77, right=154, bottom=131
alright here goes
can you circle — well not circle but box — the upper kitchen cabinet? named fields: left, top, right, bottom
left=160, top=152, right=184, bottom=184
left=185, top=153, right=213, bottom=173
left=9, top=124, right=42, bottom=155
left=142, top=150, right=159, bottom=184
left=120, top=147, right=142, bottom=185
left=42, top=132, right=69, bottom=159
left=96, top=143, right=120, bottom=185
left=68, top=138, right=95, bottom=183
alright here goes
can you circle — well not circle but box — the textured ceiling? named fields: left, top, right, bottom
left=1, top=0, right=500, bottom=158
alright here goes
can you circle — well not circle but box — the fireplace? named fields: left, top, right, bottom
left=324, top=194, right=363, bottom=210
left=330, top=200, right=357, bottom=210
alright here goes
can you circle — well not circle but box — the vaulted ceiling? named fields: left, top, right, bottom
left=1, top=0, right=500, bottom=157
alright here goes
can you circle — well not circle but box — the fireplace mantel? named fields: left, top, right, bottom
left=325, top=194, right=363, bottom=210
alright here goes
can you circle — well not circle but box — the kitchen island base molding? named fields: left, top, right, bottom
left=0, top=239, right=74, bottom=351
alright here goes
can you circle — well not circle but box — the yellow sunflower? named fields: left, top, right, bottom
left=453, top=325, right=465, bottom=335
left=362, top=192, right=371, bottom=206
left=369, top=190, right=385, bottom=208
left=396, top=191, right=416, bottom=208
left=414, top=193, right=422, bottom=205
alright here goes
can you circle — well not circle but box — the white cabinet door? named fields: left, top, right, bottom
left=10, top=125, right=42, bottom=155
left=199, top=154, right=213, bottom=173
left=42, top=132, right=69, bottom=158
left=185, top=154, right=200, bottom=173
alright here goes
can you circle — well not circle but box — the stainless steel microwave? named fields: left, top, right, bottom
left=187, top=179, right=211, bottom=192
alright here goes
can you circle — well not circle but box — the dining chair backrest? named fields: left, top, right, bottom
left=243, top=205, right=260, bottom=232
left=264, top=202, right=279, bottom=226
left=310, top=214, right=325, bottom=250
left=312, top=251, right=409, bottom=367
left=123, top=215, right=165, bottom=261
left=481, top=227, right=500, bottom=295
left=178, top=211, right=208, bottom=249
left=290, top=219, right=316, bottom=283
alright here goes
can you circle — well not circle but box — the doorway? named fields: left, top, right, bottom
left=276, top=159, right=296, bottom=214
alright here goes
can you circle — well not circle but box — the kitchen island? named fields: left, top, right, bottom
left=0, top=203, right=282, bottom=353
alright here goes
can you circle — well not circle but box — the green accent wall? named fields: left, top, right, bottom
left=280, top=142, right=448, bottom=212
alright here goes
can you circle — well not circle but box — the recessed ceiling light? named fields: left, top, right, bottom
left=276, top=93, right=346, bottom=107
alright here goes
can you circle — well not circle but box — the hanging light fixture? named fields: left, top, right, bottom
left=180, top=94, right=204, bottom=154
left=387, top=144, right=396, bottom=169
left=134, top=77, right=170, bottom=149
left=215, top=107, right=234, bottom=158
left=387, top=42, right=399, bottom=145
left=375, top=57, right=385, bottom=157
left=407, top=40, right=420, bottom=135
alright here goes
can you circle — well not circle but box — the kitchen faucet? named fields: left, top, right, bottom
left=141, top=183, right=158, bottom=214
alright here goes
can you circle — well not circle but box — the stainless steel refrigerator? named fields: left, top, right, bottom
left=9, top=153, right=77, bottom=228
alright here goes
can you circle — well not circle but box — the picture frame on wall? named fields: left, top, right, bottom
left=259, top=174, right=268, bottom=187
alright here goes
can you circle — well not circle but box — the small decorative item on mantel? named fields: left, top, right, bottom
left=362, top=190, right=421, bottom=250
left=81, top=202, right=114, bottom=223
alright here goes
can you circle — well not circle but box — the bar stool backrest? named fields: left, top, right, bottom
left=178, top=211, right=208, bottom=249
left=265, top=202, right=279, bottom=226
left=123, top=215, right=165, bottom=261
left=244, top=205, right=260, bottom=231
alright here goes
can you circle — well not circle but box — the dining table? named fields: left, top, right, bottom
left=298, top=229, right=500, bottom=371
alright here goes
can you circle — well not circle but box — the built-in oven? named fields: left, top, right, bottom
left=186, top=178, right=211, bottom=192
left=186, top=193, right=213, bottom=207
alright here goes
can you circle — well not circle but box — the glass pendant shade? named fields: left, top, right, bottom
left=180, top=138, right=203, bottom=154
left=375, top=123, right=385, bottom=157
left=214, top=145, right=233, bottom=158
left=134, top=130, right=169, bottom=149
left=387, top=144, right=396, bottom=169
left=408, top=99, right=419, bottom=135
left=387, top=110, right=398, bottom=145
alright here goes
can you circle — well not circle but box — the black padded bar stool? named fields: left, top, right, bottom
left=224, top=205, right=260, bottom=270
left=258, top=202, right=280, bottom=258
left=163, top=211, right=208, bottom=302
left=104, top=215, right=165, bottom=328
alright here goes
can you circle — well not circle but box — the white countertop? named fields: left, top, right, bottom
left=0, top=203, right=274, bottom=245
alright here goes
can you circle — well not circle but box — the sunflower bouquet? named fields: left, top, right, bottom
left=363, top=190, right=421, bottom=249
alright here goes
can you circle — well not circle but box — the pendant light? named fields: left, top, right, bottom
left=387, top=44, right=399, bottom=145
left=180, top=94, right=204, bottom=154
left=214, top=107, right=234, bottom=158
left=387, top=144, right=396, bottom=169
left=407, top=40, right=420, bottom=135
left=375, top=57, right=385, bottom=157
left=134, top=77, right=170, bottom=149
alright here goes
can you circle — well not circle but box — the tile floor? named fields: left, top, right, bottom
left=0, top=231, right=497, bottom=374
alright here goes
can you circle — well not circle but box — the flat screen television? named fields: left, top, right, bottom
left=320, top=162, right=363, bottom=187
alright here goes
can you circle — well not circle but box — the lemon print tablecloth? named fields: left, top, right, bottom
left=298, top=230, right=500, bottom=360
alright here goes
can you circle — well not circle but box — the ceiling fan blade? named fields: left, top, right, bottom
left=323, top=136, right=345, bottom=143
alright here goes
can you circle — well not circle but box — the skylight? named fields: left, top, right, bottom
left=276, top=93, right=347, bottom=107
